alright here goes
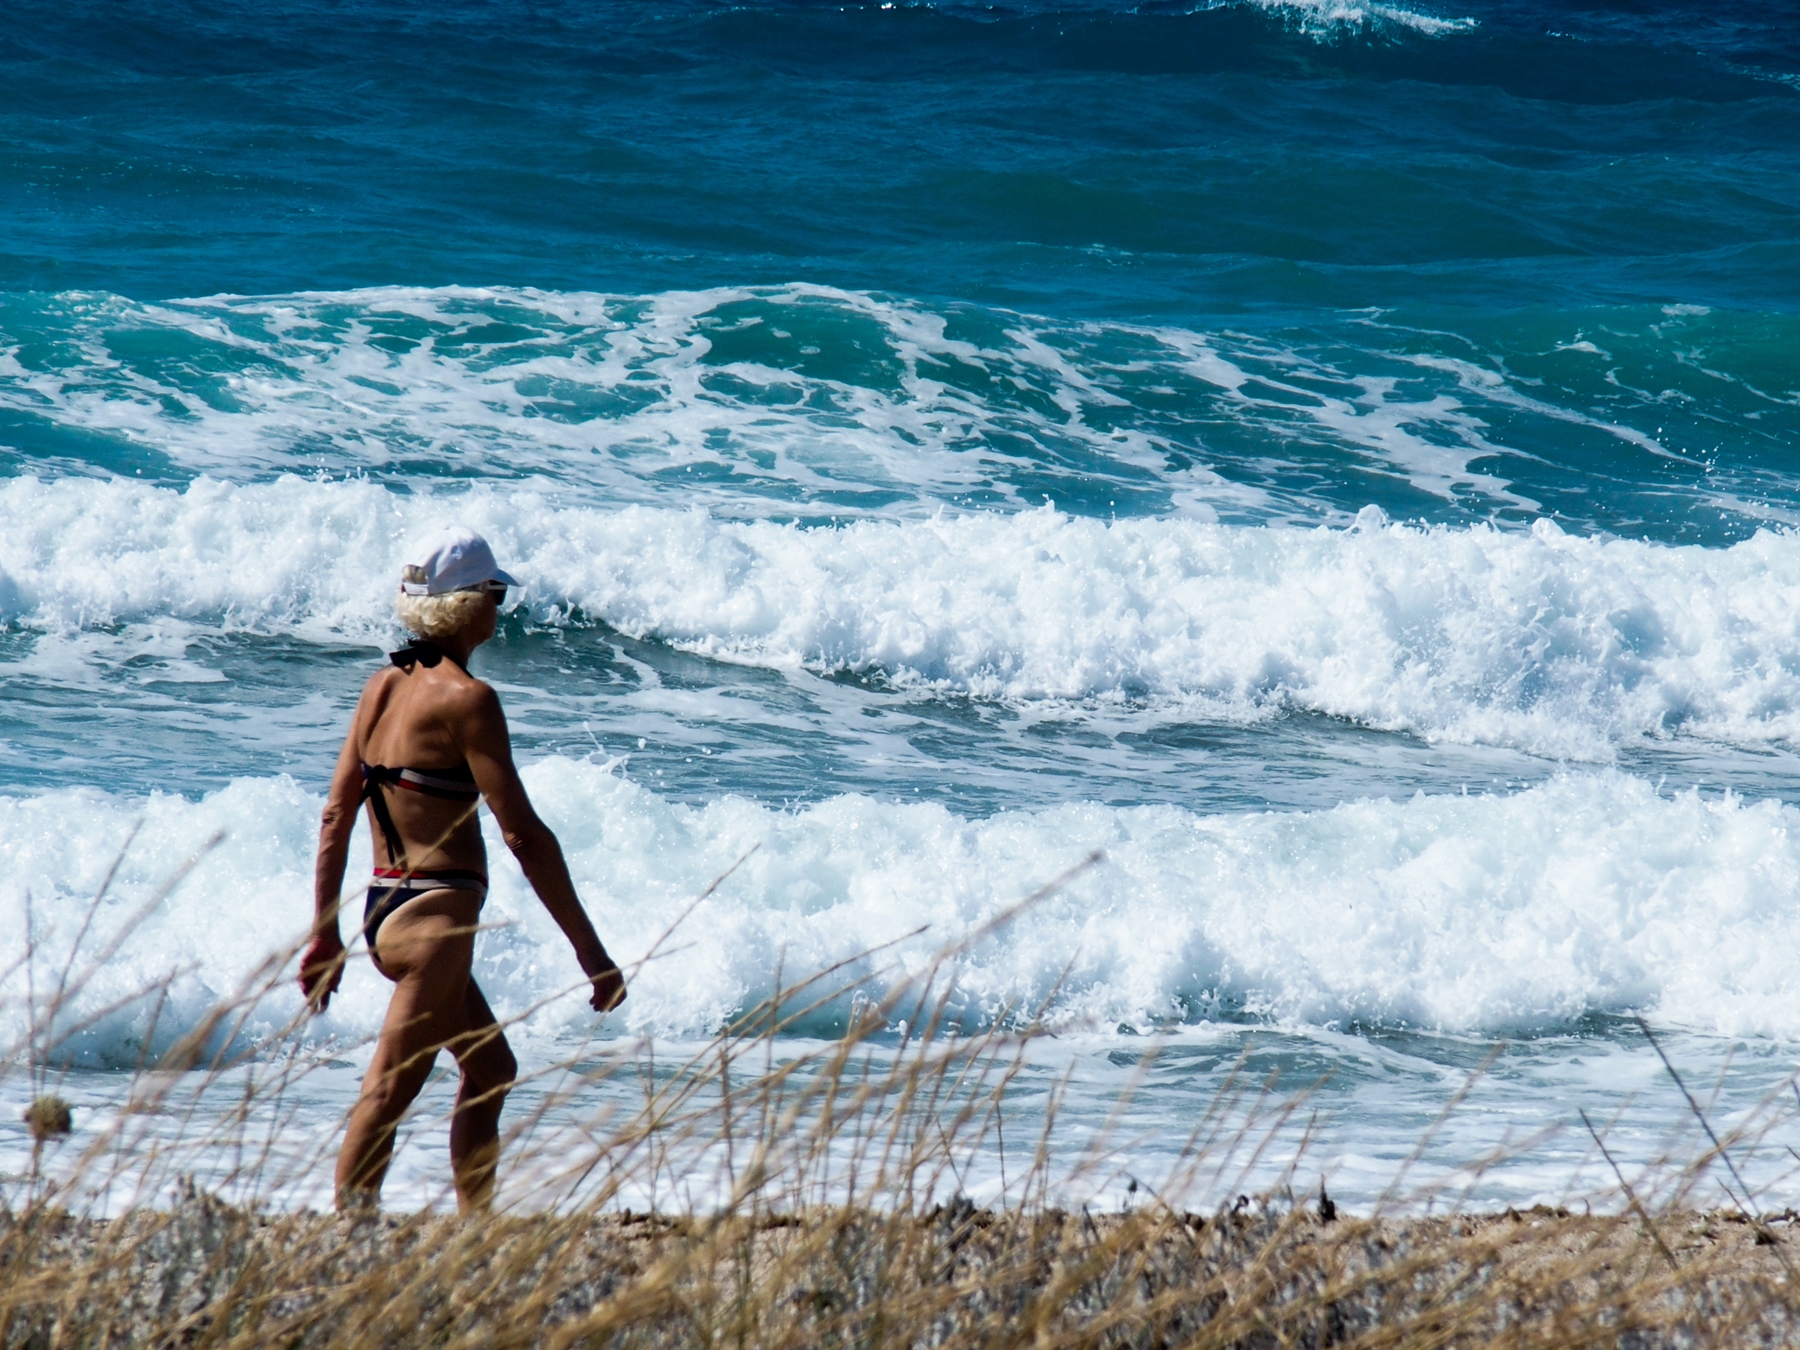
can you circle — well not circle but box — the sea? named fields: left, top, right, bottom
left=3, top=0, right=1800, bottom=1215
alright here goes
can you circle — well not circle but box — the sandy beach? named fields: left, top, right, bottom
left=4, top=1196, right=1796, bottom=1348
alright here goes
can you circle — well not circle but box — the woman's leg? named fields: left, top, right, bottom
left=448, top=979, right=516, bottom=1212
left=335, top=891, right=487, bottom=1211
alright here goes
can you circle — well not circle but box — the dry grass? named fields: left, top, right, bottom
left=5, top=845, right=1800, bottom=1347
left=3, top=1194, right=1796, bottom=1347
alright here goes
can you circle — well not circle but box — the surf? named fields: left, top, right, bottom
left=6, top=474, right=1800, bottom=758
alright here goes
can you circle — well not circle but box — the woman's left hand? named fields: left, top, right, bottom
left=586, top=958, right=627, bottom=1014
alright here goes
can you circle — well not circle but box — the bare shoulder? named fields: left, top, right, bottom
left=441, top=671, right=512, bottom=762
left=364, top=663, right=404, bottom=696
left=354, top=664, right=404, bottom=718
left=443, top=670, right=505, bottom=722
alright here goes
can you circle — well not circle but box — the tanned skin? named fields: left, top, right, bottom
left=299, top=592, right=625, bottom=1213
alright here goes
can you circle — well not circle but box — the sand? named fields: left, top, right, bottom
left=2, top=1196, right=1796, bottom=1348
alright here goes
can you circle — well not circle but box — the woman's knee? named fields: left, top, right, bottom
left=460, top=1036, right=517, bottom=1098
left=359, top=1058, right=433, bottom=1122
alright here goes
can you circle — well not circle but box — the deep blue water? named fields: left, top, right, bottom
left=5, top=0, right=1798, bottom=310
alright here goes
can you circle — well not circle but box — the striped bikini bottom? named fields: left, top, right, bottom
left=362, top=867, right=488, bottom=975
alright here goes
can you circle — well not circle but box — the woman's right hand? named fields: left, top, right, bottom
left=300, top=931, right=347, bottom=1014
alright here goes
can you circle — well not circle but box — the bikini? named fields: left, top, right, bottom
left=359, top=640, right=489, bottom=972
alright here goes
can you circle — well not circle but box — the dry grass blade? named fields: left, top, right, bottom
left=1581, top=1107, right=1680, bottom=1273
left=1635, top=1015, right=1790, bottom=1266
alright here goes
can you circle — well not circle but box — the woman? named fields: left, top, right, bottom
left=299, top=526, right=626, bottom=1214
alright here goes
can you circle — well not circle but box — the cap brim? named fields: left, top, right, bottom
left=490, top=567, right=520, bottom=588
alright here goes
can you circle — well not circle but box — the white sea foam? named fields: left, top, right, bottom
left=4, top=474, right=1800, bottom=756
left=0, top=285, right=1223, bottom=518
left=0, top=285, right=1657, bottom=524
left=1237, top=0, right=1477, bottom=38
left=5, top=765, right=1800, bottom=1070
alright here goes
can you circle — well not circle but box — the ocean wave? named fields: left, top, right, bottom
left=2, top=285, right=1735, bottom=531
left=1233, top=0, right=1475, bottom=38
left=5, top=764, right=1800, bottom=1068
left=677, top=3, right=1775, bottom=103
left=3, top=474, right=1800, bottom=756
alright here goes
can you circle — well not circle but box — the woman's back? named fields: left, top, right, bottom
left=356, top=650, right=489, bottom=874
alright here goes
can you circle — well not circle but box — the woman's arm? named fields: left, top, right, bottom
left=300, top=686, right=375, bottom=1013
left=457, top=683, right=627, bottom=1013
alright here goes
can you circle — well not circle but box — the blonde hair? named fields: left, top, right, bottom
left=395, top=587, right=490, bottom=641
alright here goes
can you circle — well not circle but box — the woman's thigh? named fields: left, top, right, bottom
left=368, top=892, right=485, bottom=1083
left=374, top=889, right=483, bottom=984
left=455, top=979, right=517, bottom=1093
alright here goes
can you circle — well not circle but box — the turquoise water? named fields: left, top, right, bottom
left=3, top=0, right=1800, bottom=1211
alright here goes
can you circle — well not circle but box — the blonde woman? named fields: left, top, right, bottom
left=300, top=526, right=625, bottom=1213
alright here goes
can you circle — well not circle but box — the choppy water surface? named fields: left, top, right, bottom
left=3, top=0, right=1799, bottom=1211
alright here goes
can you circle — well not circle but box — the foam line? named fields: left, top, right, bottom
left=4, top=765, right=1798, bottom=1067
left=3, top=475, right=1800, bottom=756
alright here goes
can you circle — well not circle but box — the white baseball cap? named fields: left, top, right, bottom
left=399, top=526, right=520, bottom=596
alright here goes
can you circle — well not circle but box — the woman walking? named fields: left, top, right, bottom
left=300, top=526, right=626, bottom=1213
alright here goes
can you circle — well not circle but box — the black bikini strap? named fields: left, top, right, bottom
left=389, top=640, right=467, bottom=673
left=366, top=644, right=469, bottom=868
left=360, top=764, right=408, bottom=868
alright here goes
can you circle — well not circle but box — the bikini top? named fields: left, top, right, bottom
left=359, top=641, right=481, bottom=867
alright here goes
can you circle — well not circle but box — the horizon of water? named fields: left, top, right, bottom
left=3, top=0, right=1800, bottom=1212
